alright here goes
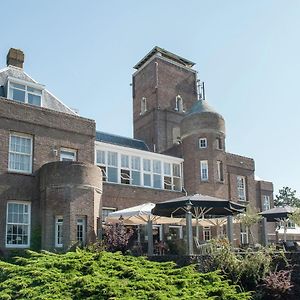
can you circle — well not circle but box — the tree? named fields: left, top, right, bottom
left=274, top=187, right=300, bottom=208
left=237, top=205, right=262, bottom=244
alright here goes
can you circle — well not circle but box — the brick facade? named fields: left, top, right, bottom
left=0, top=47, right=274, bottom=254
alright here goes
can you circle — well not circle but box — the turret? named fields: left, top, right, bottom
left=180, top=99, right=228, bottom=198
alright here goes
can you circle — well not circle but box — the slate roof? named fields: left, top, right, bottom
left=0, top=66, right=76, bottom=115
left=96, top=131, right=149, bottom=151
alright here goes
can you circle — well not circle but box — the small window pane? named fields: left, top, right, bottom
left=28, top=94, right=41, bottom=106
left=153, top=160, right=161, bottom=174
left=144, top=174, right=151, bottom=187
left=153, top=174, right=162, bottom=188
left=164, top=163, right=171, bottom=175
left=173, top=164, right=180, bottom=177
left=108, top=152, right=118, bottom=167
left=107, top=167, right=118, bottom=183
left=121, top=155, right=129, bottom=168
left=132, top=171, right=141, bottom=186
left=96, top=150, right=106, bottom=165
left=143, top=159, right=151, bottom=172
left=131, top=156, right=140, bottom=170
left=12, top=89, right=25, bottom=102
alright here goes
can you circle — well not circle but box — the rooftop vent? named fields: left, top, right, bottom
left=6, top=48, right=24, bottom=69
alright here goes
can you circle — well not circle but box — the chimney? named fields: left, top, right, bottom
left=6, top=48, right=24, bottom=68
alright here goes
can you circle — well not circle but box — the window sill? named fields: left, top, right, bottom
left=6, top=244, right=30, bottom=249
left=7, top=170, right=34, bottom=176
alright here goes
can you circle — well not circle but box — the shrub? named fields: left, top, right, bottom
left=0, top=249, right=252, bottom=300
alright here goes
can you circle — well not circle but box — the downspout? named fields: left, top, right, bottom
left=154, top=61, right=159, bottom=152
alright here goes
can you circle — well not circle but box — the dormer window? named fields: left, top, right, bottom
left=175, top=95, right=184, bottom=112
left=6, top=77, right=43, bottom=107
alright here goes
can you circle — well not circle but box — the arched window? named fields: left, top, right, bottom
left=175, top=95, right=184, bottom=112
left=140, top=97, right=147, bottom=114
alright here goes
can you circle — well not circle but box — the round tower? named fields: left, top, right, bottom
left=180, top=99, right=228, bottom=198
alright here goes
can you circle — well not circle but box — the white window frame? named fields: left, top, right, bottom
left=8, top=132, right=33, bottom=174
left=237, top=176, right=246, bottom=201
left=76, top=217, right=86, bottom=245
left=95, top=143, right=183, bottom=191
left=60, top=147, right=77, bottom=161
left=6, top=201, right=31, bottom=248
left=203, top=226, right=211, bottom=241
left=200, top=160, right=209, bottom=181
left=7, top=77, right=44, bottom=107
left=140, top=97, right=147, bottom=114
left=262, top=195, right=270, bottom=211
left=175, top=95, right=184, bottom=112
left=55, top=216, right=63, bottom=248
left=199, top=138, right=207, bottom=149
left=240, top=225, right=249, bottom=244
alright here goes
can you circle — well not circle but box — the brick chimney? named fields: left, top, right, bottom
left=6, top=48, right=24, bottom=68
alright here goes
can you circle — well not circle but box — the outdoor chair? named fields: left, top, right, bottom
left=194, top=237, right=213, bottom=255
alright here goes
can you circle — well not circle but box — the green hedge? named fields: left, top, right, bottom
left=0, top=249, right=251, bottom=300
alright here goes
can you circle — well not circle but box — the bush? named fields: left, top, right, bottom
left=0, top=249, right=252, bottom=299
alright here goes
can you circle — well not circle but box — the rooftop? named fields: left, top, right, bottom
left=134, top=46, right=195, bottom=70
left=96, top=131, right=149, bottom=151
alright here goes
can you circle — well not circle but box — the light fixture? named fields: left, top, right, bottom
left=185, top=200, right=193, bottom=212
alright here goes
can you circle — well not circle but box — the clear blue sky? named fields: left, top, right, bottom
left=1, top=0, right=299, bottom=197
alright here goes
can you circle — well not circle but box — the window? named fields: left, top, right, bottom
left=237, top=176, right=246, bottom=201
left=240, top=225, right=249, bottom=245
left=60, top=148, right=77, bottom=161
left=77, top=217, right=86, bottom=245
left=120, top=154, right=131, bottom=184
left=131, top=156, right=141, bottom=186
left=262, top=195, right=270, bottom=211
left=217, top=160, right=224, bottom=182
left=163, top=162, right=172, bottom=190
left=9, top=133, right=33, bottom=173
left=216, top=137, right=222, bottom=150
left=199, top=138, right=207, bottom=149
left=8, top=79, right=43, bottom=106
left=143, top=159, right=152, bottom=187
left=96, top=150, right=107, bottom=181
left=200, top=160, right=208, bottom=181
left=153, top=160, right=162, bottom=188
left=175, top=95, right=184, bottom=112
left=203, top=226, right=211, bottom=241
left=140, top=97, right=147, bottom=114
left=102, top=207, right=117, bottom=223
left=96, top=150, right=106, bottom=165
left=173, top=164, right=181, bottom=191
left=107, top=151, right=118, bottom=183
left=6, top=202, right=31, bottom=248
left=55, top=216, right=63, bottom=248
left=168, top=226, right=183, bottom=240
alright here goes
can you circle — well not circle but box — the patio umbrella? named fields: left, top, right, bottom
left=152, top=194, right=246, bottom=255
left=259, top=206, right=296, bottom=242
left=106, top=202, right=185, bottom=225
left=106, top=203, right=185, bottom=256
left=152, top=194, right=246, bottom=218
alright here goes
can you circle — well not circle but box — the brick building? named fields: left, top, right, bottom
left=0, top=47, right=273, bottom=254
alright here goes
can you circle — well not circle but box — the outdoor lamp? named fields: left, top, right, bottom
left=185, top=200, right=193, bottom=212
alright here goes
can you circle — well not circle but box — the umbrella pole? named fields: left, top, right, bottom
left=262, top=217, right=268, bottom=246
left=227, top=216, right=233, bottom=246
left=284, top=220, right=287, bottom=242
left=147, top=219, right=154, bottom=256
left=186, top=210, right=193, bottom=255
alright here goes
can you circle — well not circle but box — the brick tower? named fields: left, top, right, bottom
left=132, top=47, right=198, bottom=153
